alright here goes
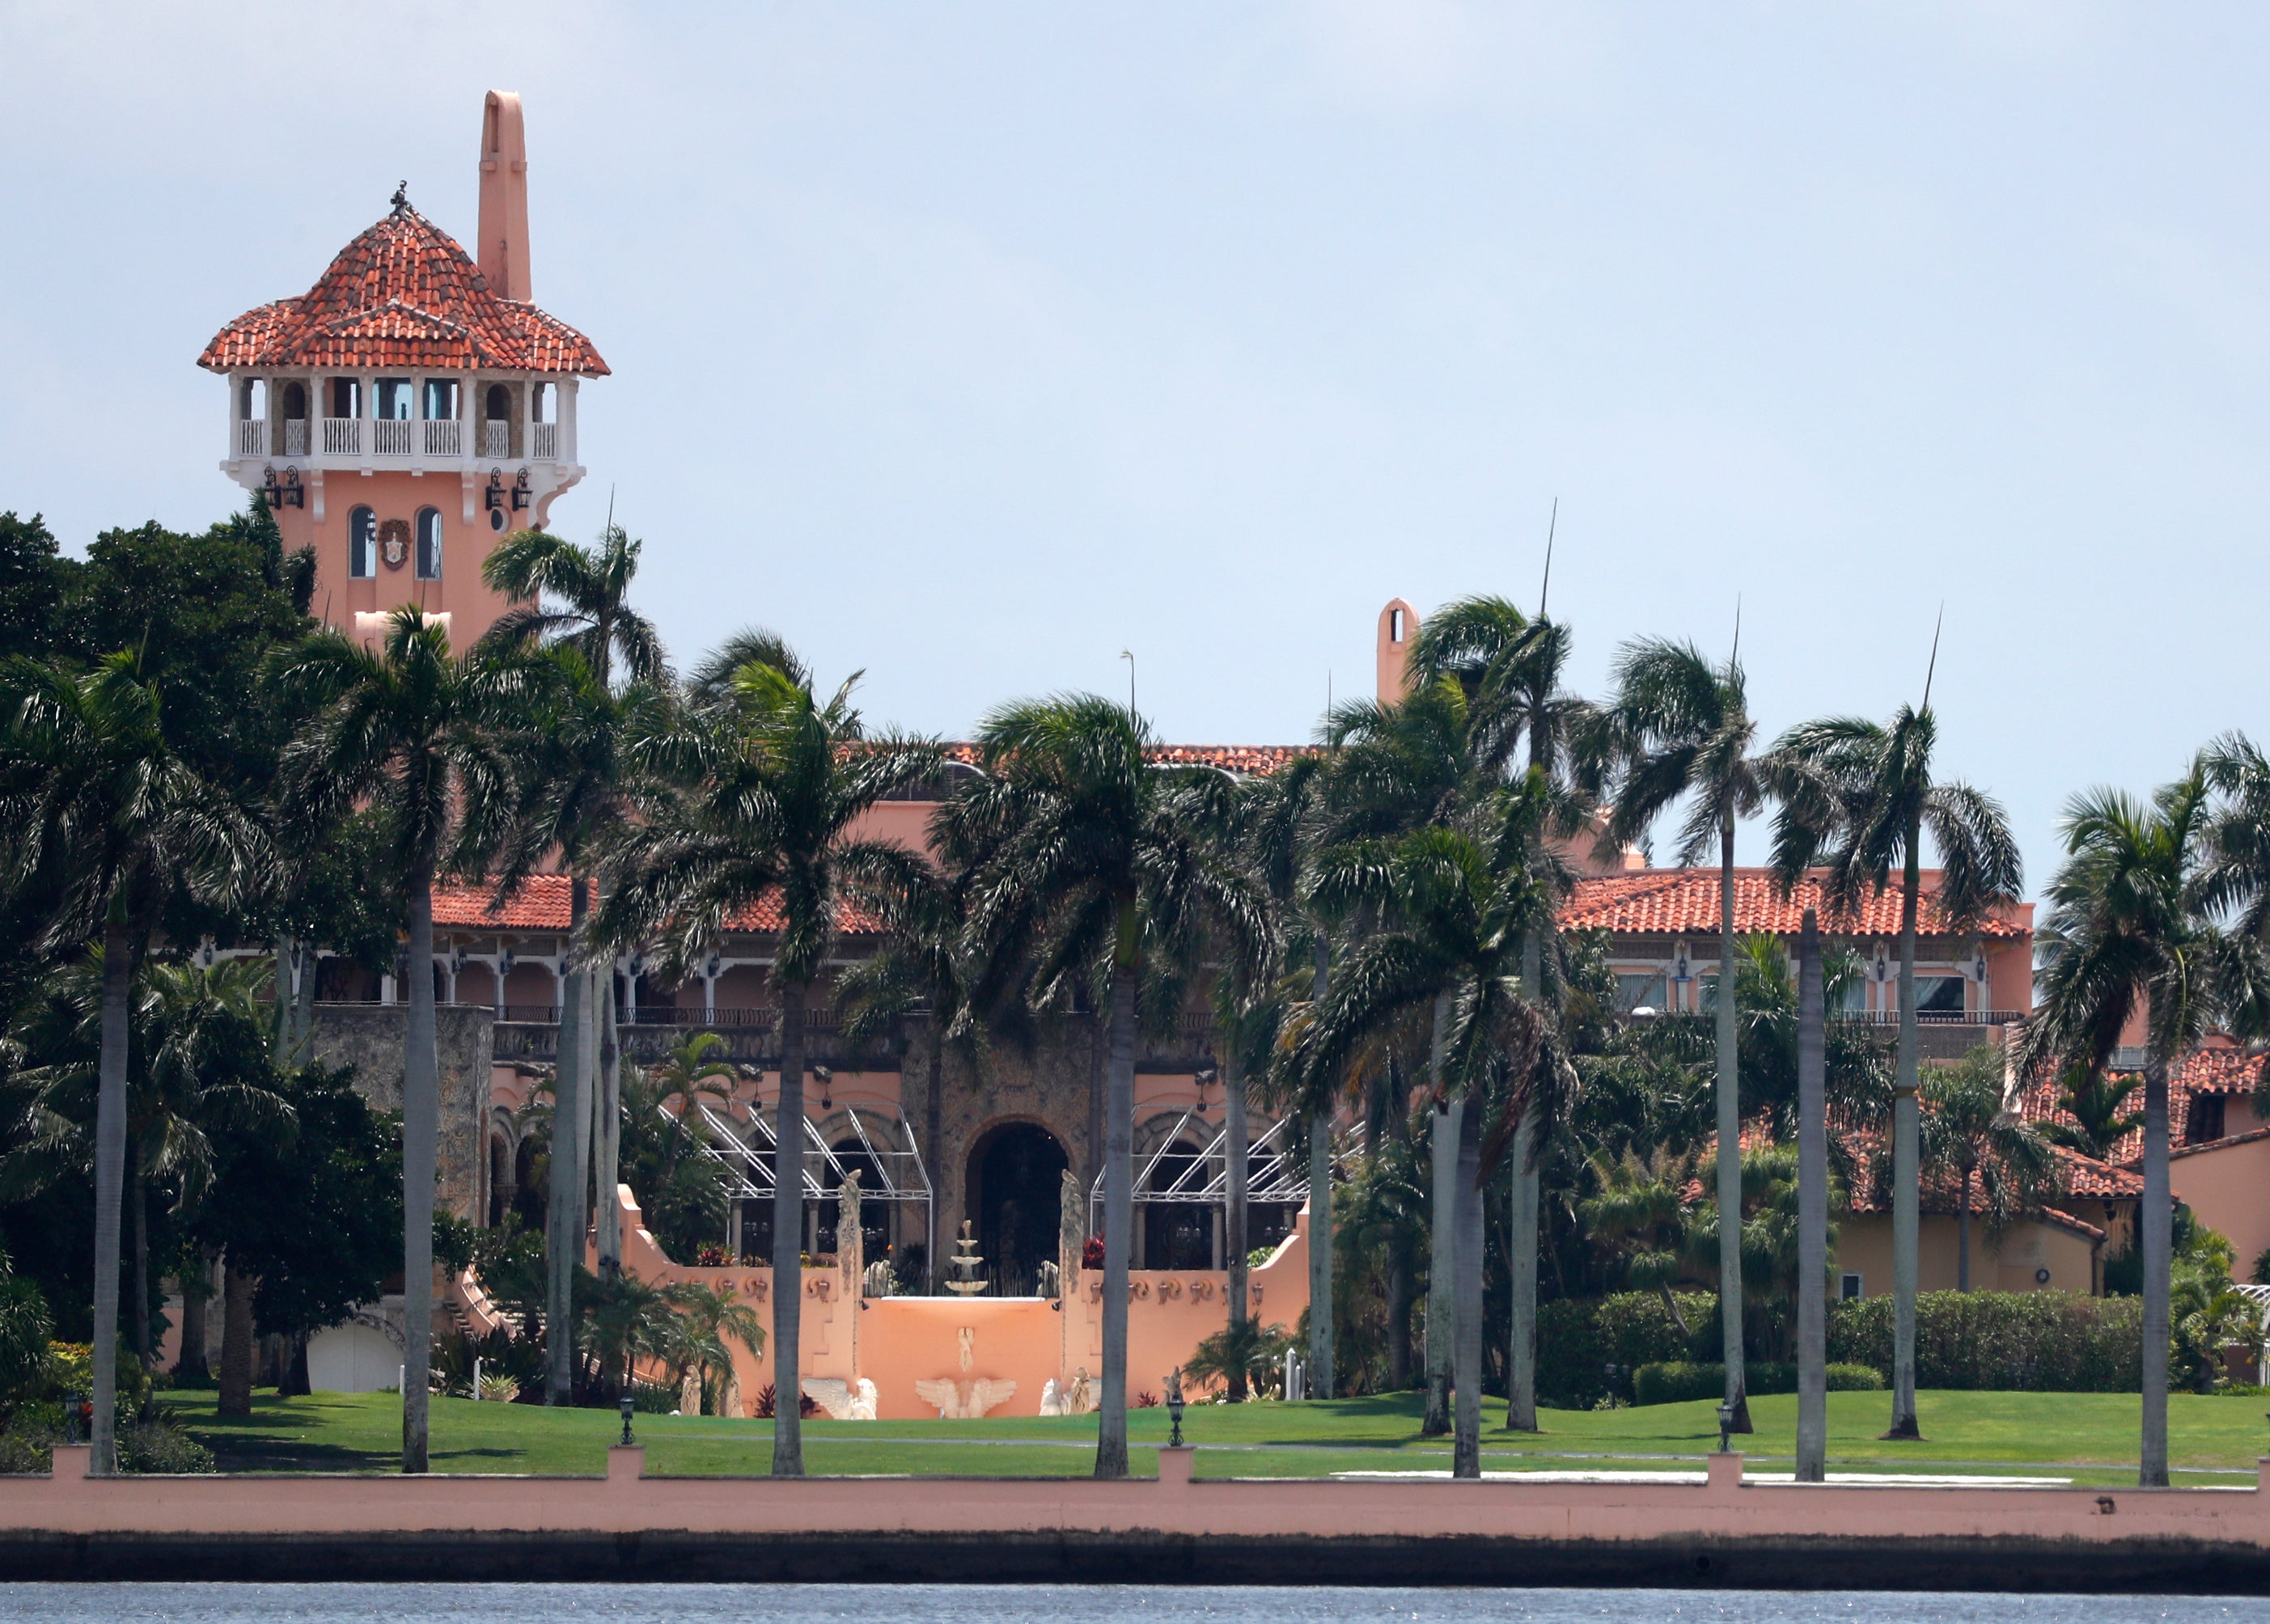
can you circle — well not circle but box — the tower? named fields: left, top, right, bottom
left=199, top=91, right=608, bottom=647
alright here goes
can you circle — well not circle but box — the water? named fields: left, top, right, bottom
left=0, top=1588, right=2264, bottom=1623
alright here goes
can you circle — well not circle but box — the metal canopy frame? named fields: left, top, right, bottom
left=686, top=1101, right=934, bottom=1211
left=1086, top=1112, right=1355, bottom=1235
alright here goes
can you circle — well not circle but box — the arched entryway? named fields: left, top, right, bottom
left=1141, top=1139, right=1216, bottom=1271
left=965, top=1123, right=1066, bottom=1297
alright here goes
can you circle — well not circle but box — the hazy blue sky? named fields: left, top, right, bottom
left=3, top=3, right=2264, bottom=891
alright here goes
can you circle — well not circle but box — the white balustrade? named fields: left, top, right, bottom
left=235, top=420, right=266, bottom=456
left=531, top=421, right=559, bottom=461
left=373, top=418, right=413, bottom=455
left=482, top=421, right=510, bottom=458
left=284, top=420, right=309, bottom=456
left=423, top=419, right=463, bottom=458
left=322, top=418, right=362, bottom=456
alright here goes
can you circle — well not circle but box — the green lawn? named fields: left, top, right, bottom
left=155, top=1388, right=2270, bottom=1487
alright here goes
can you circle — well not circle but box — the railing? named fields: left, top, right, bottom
left=322, top=418, right=362, bottom=455
left=422, top=419, right=462, bottom=457
left=1849, top=1009, right=2030, bottom=1027
left=373, top=419, right=413, bottom=455
left=283, top=419, right=308, bottom=456
left=235, top=420, right=265, bottom=455
left=482, top=421, right=510, bottom=458
left=493, top=1014, right=904, bottom=1069
left=532, top=421, right=559, bottom=460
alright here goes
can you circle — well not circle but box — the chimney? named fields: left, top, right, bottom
left=1376, top=598, right=1418, bottom=704
left=477, top=91, right=532, bottom=301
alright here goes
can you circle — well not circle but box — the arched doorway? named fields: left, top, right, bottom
left=966, top=1123, right=1066, bottom=1297
left=1141, top=1140, right=1216, bottom=1271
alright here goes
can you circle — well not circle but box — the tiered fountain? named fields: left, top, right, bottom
left=944, top=1220, right=989, bottom=1296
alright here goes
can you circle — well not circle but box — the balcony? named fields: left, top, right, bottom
left=532, top=422, right=558, bottom=459
left=247, top=416, right=569, bottom=471
left=373, top=418, right=413, bottom=456
left=483, top=421, right=510, bottom=458
left=493, top=1007, right=906, bottom=1071
left=423, top=419, right=462, bottom=457
left=322, top=417, right=362, bottom=456
left=284, top=420, right=308, bottom=457
left=235, top=420, right=265, bottom=456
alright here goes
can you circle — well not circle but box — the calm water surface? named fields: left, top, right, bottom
left=0, top=1588, right=2265, bottom=1623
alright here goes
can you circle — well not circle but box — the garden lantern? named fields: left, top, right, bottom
left=1715, top=1400, right=1734, bottom=1454
left=620, top=1392, right=637, bottom=1447
left=1165, top=1367, right=1186, bottom=1448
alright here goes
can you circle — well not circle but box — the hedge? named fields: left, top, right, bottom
left=1827, top=1290, right=2143, bottom=1393
left=1631, top=1360, right=1883, bottom=1406
left=1539, top=1291, right=1717, bottom=1409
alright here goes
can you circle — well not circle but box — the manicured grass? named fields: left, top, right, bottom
left=156, top=1388, right=2270, bottom=1485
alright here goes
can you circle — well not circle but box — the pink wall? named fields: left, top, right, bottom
left=2169, top=1135, right=2270, bottom=1280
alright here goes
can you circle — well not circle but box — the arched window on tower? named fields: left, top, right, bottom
left=349, top=507, right=376, bottom=579
left=415, top=509, right=443, bottom=580
left=482, top=383, right=512, bottom=459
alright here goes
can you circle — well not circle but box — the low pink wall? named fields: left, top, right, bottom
left=600, top=1187, right=1313, bottom=1419
left=18, top=1444, right=2270, bottom=1550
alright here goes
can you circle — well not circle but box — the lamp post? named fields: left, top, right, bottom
left=619, top=1392, right=637, bottom=1448
left=1165, top=1367, right=1186, bottom=1448
left=1716, top=1399, right=1734, bottom=1455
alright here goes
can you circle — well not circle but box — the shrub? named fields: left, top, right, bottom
left=1631, top=1361, right=1883, bottom=1406
left=1827, top=1291, right=2144, bottom=1392
left=119, top=1416, right=217, bottom=1475
left=752, top=1382, right=819, bottom=1419
left=1538, top=1292, right=1716, bottom=1409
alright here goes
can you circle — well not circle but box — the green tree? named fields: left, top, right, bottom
left=1918, top=1043, right=2056, bottom=1292
left=616, top=1033, right=736, bottom=1264
left=2039, top=1063, right=2144, bottom=1163
left=273, top=608, right=533, bottom=1470
left=0, top=514, right=63, bottom=666
left=1768, top=701, right=2021, bottom=1439
left=942, top=694, right=1271, bottom=1478
left=598, top=636, right=935, bottom=1476
left=659, top=1279, right=765, bottom=1414
left=0, top=652, right=260, bottom=1473
left=2018, top=771, right=2268, bottom=1485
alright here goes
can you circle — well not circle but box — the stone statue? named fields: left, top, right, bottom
left=1059, top=1169, right=1085, bottom=1277
left=847, top=1377, right=878, bottom=1422
left=1039, top=1377, right=1064, bottom=1416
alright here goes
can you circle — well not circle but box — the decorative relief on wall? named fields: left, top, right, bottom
left=379, top=518, right=410, bottom=569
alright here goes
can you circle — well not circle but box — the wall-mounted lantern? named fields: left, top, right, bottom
left=511, top=469, right=532, bottom=510
left=261, top=465, right=304, bottom=509
left=485, top=468, right=507, bottom=512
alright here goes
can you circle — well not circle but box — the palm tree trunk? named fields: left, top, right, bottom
left=1387, top=1253, right=1411, bottom=1390
left=400, top=866, right=440, bottom=1474
left=1095, top=949, right=1137, bottom=1478
left=1958, top=1168, right=1972, bottom=1293
left=1224, top=1049, right=1250, bottom=1402
left=2141, top=1051, right=2171, bottom=1487
left=546, top=880, right=587, bottom=1405
left=597, top=971, right=622, bottom=1276
left=176, top=1248, right=213, bottom=1381
left=218, top=1257, right=255, bottom=1417
left=89, top=918, right=132, bottom=1476
left=1424, top=1093, right=1459, bottom=1436
left=293, top=942, right=320, bottom=1049
left=1506, top=1113, right=1539, bottom=1431
left=1452, top=1102, right=1484, bottom=1478
left=925, top=1021, right=945, bottom=1295
left=132, top=1169, right=150, bottom=1372
left=1887, top=831, right=1922, bottom=1440
left=577, top=966, right=599, bottom=1240
left=1716, top=821, right=1751, bottom=1432
left=773, top=975, right=809, bottom=1477
left=1795, top=907, right=1827, bottom=1482
left=274, top=934, right=299, bottom=1050
left=1307, top=936, right=1336, bottom=1405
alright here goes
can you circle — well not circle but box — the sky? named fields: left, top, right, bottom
left=3, top=2, right=2266, bottom=896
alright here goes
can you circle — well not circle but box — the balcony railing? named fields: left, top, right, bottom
left=322, top=417, right=362, bottom=455
left=532, top=422, right=559, bottom=460
left=235, top=420, right=266, bottom=455
left=373, top=418, right=413, bottom=456
left=482, top=421, right=510, bottom=458
left=252, top=417, right=562, bottom=466
left=283, top=419, right=308, bottom=456
left=422, top=419, right=462, bottom=457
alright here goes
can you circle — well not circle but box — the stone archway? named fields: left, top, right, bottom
left=964, top=1121, right=1068, bottom=1297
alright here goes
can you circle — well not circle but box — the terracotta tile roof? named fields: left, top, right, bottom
left=199, top=202, right=608, bottom=376
left=2015, top=1047, right=2269, bottom=1165
left=1797, top=1126, right=2139, bottom=1216
left=430, top=874, right=882, bottom=936
left=2170, top=1047, right=2267, bottom=1097
left=935, top=742, right=1308, bottom=776
left=1559, top=867, right=2030, bottom=940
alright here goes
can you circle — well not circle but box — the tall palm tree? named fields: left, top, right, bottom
left=1919, top=1043, right=2055, bottom=1292
left=484, top=525, right=666, bottom=1319
left=2018, top=772, right=2269, bottom=1486
left=596, top=636, right=936, bottom=1477
left=1768, top=702, right=2020, bottom=1440
left=0, top=650, right=260, bottom=1474
left=1409, top=595, right=1593, bottom=1434
left=1590, top=637, right=1768, bottom=1429
left=941, top=695, right=1272, bottom=1478
left=273, top=608, right=532, bottom=1470
left=1298, top=781, right=1565, bottom=1478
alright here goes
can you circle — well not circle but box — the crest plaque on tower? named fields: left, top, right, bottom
left=379, top=518, right=410, bottom=569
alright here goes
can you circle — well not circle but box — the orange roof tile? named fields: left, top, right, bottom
left=2016, top=1046, right=2269, bottom=1165
left=430, top=875, right=882, bottom=936
left=935, top=742, right=1308, bottom=776
left=1559, top=868, right=2030, bottom=940
left=199, top=201, right=607, bottom=376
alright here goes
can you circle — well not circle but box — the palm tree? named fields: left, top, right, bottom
left=1298, top=783, right=1565, bottom=1478
left=941, top=695, right=1272, bottom=1478
left=1408, top=596, right=1593, bottom=1433
left=273, top=608, right=533, bottom=1470
left=596, top=636, right=936, bottom=1477
left=1590, top=637, right=1769, bottom=1428
left=660, top=1279, right=766, bottom=1414
left=1578, top=1146, right=1700, bottom=1334
left=485, top=524, right=667, bottom=1327
left=0, top=650, right=260, bottom=1474
left=580, top=1270, right=676, bottom=1402
left=2018, top=772, right=2269, bottom=1485
left=2038, top=1063, right=2144, bottom=1162
left=1919, top=1043, right=2056, bottom=1292
left=1768, top=702, right=2020, bottom=1440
